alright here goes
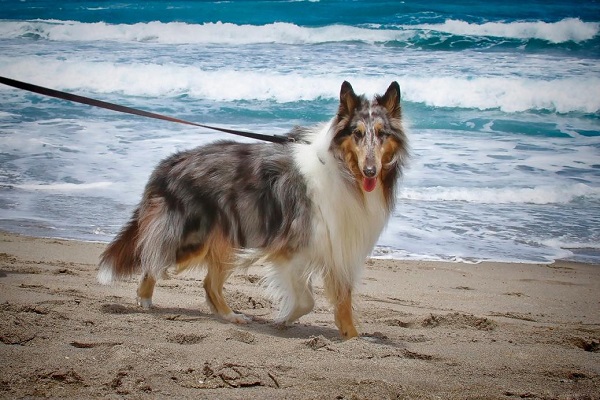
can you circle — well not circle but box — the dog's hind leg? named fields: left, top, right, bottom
left=136, top=273, right=156, bottom=309
left=202, top=232, right=251, bottom=324
left=134, top=196, right=179, bottom=308
left=203, top=263, right=250, bottom=324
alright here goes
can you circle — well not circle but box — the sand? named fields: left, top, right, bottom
left=0, top=230, right=598, bottom=399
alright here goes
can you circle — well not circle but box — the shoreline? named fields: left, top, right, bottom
left=3, top=227, right=598, bottom=266
left=1, top=231, right=599, bottom=398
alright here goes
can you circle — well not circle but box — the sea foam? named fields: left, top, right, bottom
left=15, top=182, right=113, bottom=191
left=400, top=184, right=600, bottom=205
left=0, top=20, right=409, bottom=44
left=413, top=18, right=600, bottom=43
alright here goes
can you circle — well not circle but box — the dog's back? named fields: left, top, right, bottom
left=100, top=139, right=312, bottom=274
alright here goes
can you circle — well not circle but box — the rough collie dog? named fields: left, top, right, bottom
left=98, top=81, right=408, bottom=339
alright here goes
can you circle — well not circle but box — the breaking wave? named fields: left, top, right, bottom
left=2, top=58, right=599, bottom=113
left=0, top=18, right=597, bottom=45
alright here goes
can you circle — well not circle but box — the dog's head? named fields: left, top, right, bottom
left=331, top=81, right=408, bottom=203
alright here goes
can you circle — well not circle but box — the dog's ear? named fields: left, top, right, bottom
left=376, top=81, right=401, bottom=119
left=338, top=81, right=359, bottom=118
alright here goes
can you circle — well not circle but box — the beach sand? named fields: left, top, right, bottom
left=0, top=230, right=598, bottom=399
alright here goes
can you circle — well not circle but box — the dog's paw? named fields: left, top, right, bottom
left=272, top=321, right=292, bottom=331
left=137, top=297, right=153, bottom=309
left=224, top=312, right=252, bottom=324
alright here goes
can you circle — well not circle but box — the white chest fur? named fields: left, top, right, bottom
left=293, top=124, right=389, bottom=285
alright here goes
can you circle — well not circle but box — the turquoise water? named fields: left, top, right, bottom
left=1, top=0, right=599, bottom=263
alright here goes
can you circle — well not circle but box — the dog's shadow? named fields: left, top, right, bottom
left=99, top=302, right=400, bottom=346
left=99, top=302, right=342, bottom=340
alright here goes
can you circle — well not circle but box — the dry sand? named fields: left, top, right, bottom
left=0, top=230, right=598, bottom=399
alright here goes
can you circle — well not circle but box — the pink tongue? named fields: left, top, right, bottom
left=363, top=177, right=377, bottom=192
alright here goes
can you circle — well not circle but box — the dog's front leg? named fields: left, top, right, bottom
left=324, top=277, right=359, bottom=339
left=333, top=289, right=359, bottom=339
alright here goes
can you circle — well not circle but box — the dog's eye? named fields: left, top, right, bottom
left=377, top=130, right=391, bottom=139
left=352, top=129, right=364, bottom=138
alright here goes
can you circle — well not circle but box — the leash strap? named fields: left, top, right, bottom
left=0, top=76, right=290, bottom=144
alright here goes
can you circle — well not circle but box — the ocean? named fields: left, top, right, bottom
left=1, top=0, right=599, bottom=264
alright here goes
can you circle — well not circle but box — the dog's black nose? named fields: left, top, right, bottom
left=363, top=166, right=377, bottom=177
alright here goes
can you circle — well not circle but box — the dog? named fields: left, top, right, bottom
left=98, top=81, right=408, bottom=339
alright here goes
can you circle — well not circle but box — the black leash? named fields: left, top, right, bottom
left=0, top=76, right=290, bottom=144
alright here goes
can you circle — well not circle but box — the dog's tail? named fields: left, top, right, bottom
left=97, top=208, right=141, bottom=284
